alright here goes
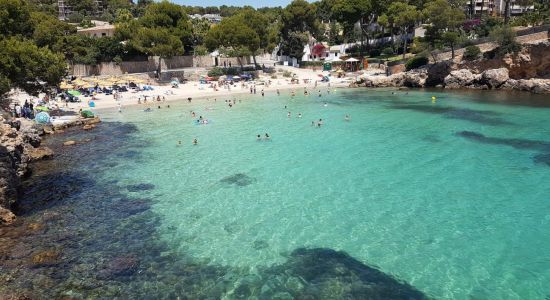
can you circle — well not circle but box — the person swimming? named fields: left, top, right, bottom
left=287, top=112, right=291, bottom=118
left=192, top=111, right=196, bottom=117
left=144, top=108, right=152, bottom=112
left=265, top=133, right=270, bottom=140
left=257, top=134, right=261, bottom=140
left=177, top=140, right=182, bottom=146
left=323, top=102, right=328, bottom=107
left=344, top=114, right=350, bottom=121
left=318, top=118, right=323, bottom=127
left=193, top=138, right=198, bottom=145
left=298, top=113, right=302, bottom=118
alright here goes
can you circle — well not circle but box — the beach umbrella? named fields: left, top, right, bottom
left=60, top=82, right=73, bottom=89
left=67, top=90, right=81, bottom=96
left=35, top=106, right=50, bottom=112
left=35, top=112, right=50, bottom=124
left=72, top=79, right=87, bottom=86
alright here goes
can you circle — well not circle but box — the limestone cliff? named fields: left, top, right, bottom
left=360, top=41, right=550, bottom=93
left=0, top=115, right=52, bottom=225
left=459, top=41, right=550, bottom=79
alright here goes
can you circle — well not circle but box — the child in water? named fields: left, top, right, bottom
left=193, top=138, right=198, bottom=145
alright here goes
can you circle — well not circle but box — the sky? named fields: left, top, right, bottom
left=171, top=0, right=295, bottom=8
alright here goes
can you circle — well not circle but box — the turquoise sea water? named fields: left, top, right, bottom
left=2, top=88, right=550, bottom=299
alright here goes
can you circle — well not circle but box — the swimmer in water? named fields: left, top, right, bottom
left=324, top=102, right=328, bottom=107
left=157, top=105, right=161, bottom=109
left=257, top=134, right=261, bottom=140
left=177, top=140, right=182, bottom=146
left=344, top=114, right=350, bottom=121
left=318, top=119, right=323, bottom=127
left=287, top=112, right=291, bottom=118
left=311, top=121, right=315, bottom=126
left=298, top=113, right=302, bottom=118
left=193, top=138, right=198, bottom=145
left=192, top=111, right=195, bottom=117
left=277, top=89, right=280, bottom=95
left=265, top=133, right=270, bottom=140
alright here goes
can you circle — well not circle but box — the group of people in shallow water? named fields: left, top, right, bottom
left=257, top=133, right=271, bottom=140
left=147, top=87, right=346, bottom=146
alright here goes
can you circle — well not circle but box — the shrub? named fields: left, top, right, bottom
left=369, top=49, right=381, bottom=57
left=490, top=26, right=522, bottom=56
left=194, top=45, right=208, bottom=56
left=405, top=56, right=429, bottom=71
left=282, top=71, right=293, bottom=77
left=113, top=55, right=123, bottom=65
left=225, top=67, right=239, bottom=75
left=463, top=45, right=481, bottom=61
left=271, top=75, right=278, bottom=79
left=207, top=67, right=224, bottom=77
left=66, top=12, right=84, bottom=23
left=382, top=47, right=394, bottom=56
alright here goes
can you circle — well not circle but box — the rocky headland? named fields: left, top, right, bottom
left=360, top=41, right=550, bottom=93
left=0, top=113, right=101, bottom=225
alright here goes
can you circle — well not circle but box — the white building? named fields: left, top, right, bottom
left=189, top=14, right=222, bottom=24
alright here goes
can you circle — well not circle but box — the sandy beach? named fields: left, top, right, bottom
left=10, top=66, right=358, bottom=114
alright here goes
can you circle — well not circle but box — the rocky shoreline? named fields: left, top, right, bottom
left=0, top=114, right=101, bottom=225
left=360, top=41, right=550, bottom=93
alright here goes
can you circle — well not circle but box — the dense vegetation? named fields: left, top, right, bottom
left=1, top=0, right=548, bottom=99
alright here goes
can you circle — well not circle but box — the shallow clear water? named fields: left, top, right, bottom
left=2, top=88, right=550, bottom=299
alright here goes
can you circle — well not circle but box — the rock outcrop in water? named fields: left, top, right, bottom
left=0, top=115, right=52, bottom=225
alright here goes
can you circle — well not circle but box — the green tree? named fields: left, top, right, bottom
left=279, top=0, right=320, bottom=60
left=423, top=0, right=466, bottom=59
left=205, top=17, right=260, bottom=68
left=386, top=2, right=421, bottom=59
left=0, top=0, right=33, bottom=37
left=441, top=31, right=463, bottom=58
left=140, top=1, right=193, bottom=51
left=131, top=27, right=183, bottom=75
left=0, top=37, right=66, bottom=97
left=331, top=0, right=372, bottom=53
left=30, top=11, right=76, bottom=51
left=191, top=17, right=211, bottom=50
